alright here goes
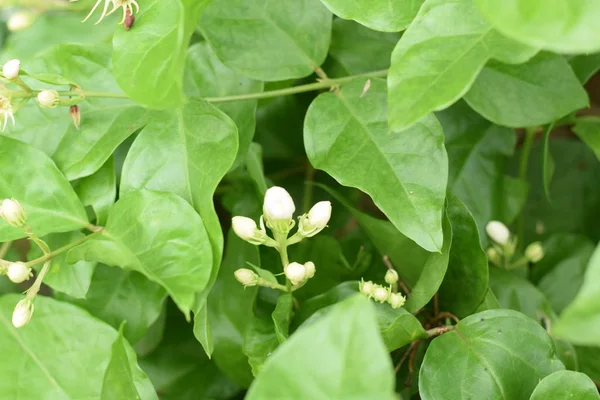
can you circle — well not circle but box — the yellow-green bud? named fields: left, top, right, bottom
left=384, top=269, right=399, bottom=285
left=525, top=242, right=544, bottom=263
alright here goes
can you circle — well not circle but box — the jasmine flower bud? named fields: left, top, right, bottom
left=37, top=90, right=60, bottom=108
left=232, top=216, right=267, bottom=245
left=384, top=269, right=399, bottom=285
left=388, top=292, right=406, bottom=309
left=525, top=242, right=544, bottom=263
left=359, top=279, right=375, bottom=297
left=304, top=261, right=316, bottom=279
left=12, top=298, right=34, bottom=328
left=0, top=198, right=26, bottom=227
left=7, top=12, right=34, bottom=32
left=2, top=59, right=20, bottom=80
left=372, top=285, right=390, bottom=303
left=284, top=262, right=306, bottom=286
left=234, top=268, right=259, bottom=287
left=263, top=186, right=295, bottom=234
left=7, top=262, right=31, bottom=283
left=298, top=201, right=332, bottom=237
left=486, top=221, right=510, bottom=245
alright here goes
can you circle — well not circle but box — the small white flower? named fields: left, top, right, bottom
left=232, top=216, right=266, bottom=245
left=372, top=285, right=390, bottom=303
left=284, top=262, right=306, bottom=286
left=12, top=298, right=34, bottom=328
left=7, top=262, right=31, bottom=283
left=359, top=279, right=375, bottom=297
left=264, top=186, right=295, bottom=221
left=384, top=269, right=399, bottom=285
left=82, top=0, right=140, bottom=25
left=0, top=198, right=26, bottom=227
left=486, top=221, right=510, bottom=245
left=234, top=268, right=259, bottom=287
left=304, top=261, right=315, bottom=279
left=2, top=59, right=20, bottom=80
left=37, top=90, right=60, bottom=108
left=0, top=96, right=15, bottom=131
left=388, top=292, right=406, bottom=309
left=7, top=11, right=34, bottom=32
left=298, top=201, right=332, bottom=237
left=525, top=242, right=544, bottom=263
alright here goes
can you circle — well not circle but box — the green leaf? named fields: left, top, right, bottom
left=438, top=194, right=488, bottom=317
left=0, top=136, right=88, bottom=241
left=388, top=0, right=537, bottom=131
left=569, top=53, right=600, bottom=84
left=474, top=0, right=600, bottom=54
left=67, top=190, right=212, bottom=319
left=573, top=117, right=600, bottom=161
left=464, top=53, right=588, bottom=127
left=184, top=43, right=263, bottom=169
left=244, top=315, right=280, bottom=376
left=112, top=0, right=211, bottom=108
left=0, top=294, right=156, bottom=399
left=305, top=78, right=447, bottom=252
left=319, top=0, right=423, bottom=32
left=530, top=370, right=599, bottom=400
left=438, top=101, right=517, bottom=237
left=102, top=326, right=157, bottom=400
left=272, top=293, right=293, bottom=343
left=325, top=19, right=400, bottom=77
left=70, top=265, right=166, bottom=344
left=419, top=309, right=564, bottom=399
left=246, top=295, right=397, bottom=400
left=293, top=281, right=359, bottom=326
left=554, top=243, right=600, bottom=346
left=577, top=346, right=600, bottom=383
left=475, top=288, right=501, bottom=312
left=29, top=232, right=96, bottom=299
left=74, top=156, right=116, bottom=226
left=489, top=267, right=554, bottom=321
left=200, top=0, right=332, bottom=81
left=208, top=231, right=260, bottom=387
left=375, top=302, right=426, bottom=351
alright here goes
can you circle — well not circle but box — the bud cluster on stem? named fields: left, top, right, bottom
left=231, top=186, right=332, bottom=292
left=360, top=278, right=406, bottom=310
left=484, top=221, right=544, bottom=269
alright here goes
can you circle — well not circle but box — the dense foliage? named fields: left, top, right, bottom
left=0, top=0, right=600, bottom=398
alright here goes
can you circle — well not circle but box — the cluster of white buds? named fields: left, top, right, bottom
left=80, top=0, right=140, bottom=25
left=232, top=186, right=331, bottom=291
left=485, top=221, right=544, bottom=268
left=360, top=279, right=406, bottom=309
left=0, top=198, right=26, bottom=228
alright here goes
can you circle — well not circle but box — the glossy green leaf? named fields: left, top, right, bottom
left=102, top=327, right=157, bottom=400
left=375, top=302, right=426, bottom=351
left=0, top=294, right=156, bottom=399
left=475, top=0, right=600, bottom=54
left=554, top=243, right=600, bottom=346
left=113, top=0, right=210, bottom=108
left=577, top=346, right=600, bottom=383
left=438, top=194, right=488, bottom=317
left=200, top=0, right=332, bottom=81
left=475, top=288, right=501, bottom=312
left=0, top=136, right=88, bottom=241
left=419, top=309, right=564, bottom=399
left=305, top=79, right=448, bottom=252
left=325, top=19, right=400, bottom=77
left=68, top=190, right=212, bottom=319
left=319, top=0, right=423, bottom=32
left=388, top=0, right=537, bottom=131
left=209, top=231, right=260, bottom=387
left=244, top=314, right=280, bottom=376
left=569, top=53, right=600, bottom=84
left=438, top=101, right=517, bottom=237
left=70, top=265, right=166, bottom=344
left=530, top=370, right=599, bottom=400
left=29, top=232, right=96, bottom=299
left=573, top=117, right=600, bottom=161
left=246, top=295, right=397, bottom=400
left=272, top=293, right=293, bottom=343
left=74, top=156, right=116, bottom=226
left=184, top=43, right=263, bottom=169
left=293, top=281, right=359, bottom=327
left=464, top=53, right=588, bottom=127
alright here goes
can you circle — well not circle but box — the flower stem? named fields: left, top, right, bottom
left=0, top=241, right=12, bottom=259
left=517, top=127, right=537, bottom=245
left=25, top=229, right=103, bottom=268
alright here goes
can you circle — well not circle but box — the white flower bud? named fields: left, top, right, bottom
left=388, top=292, right=406, bottom=309
left=234, top=268, right=259, bottom=287
left=525, top=242, right=544, bottom=263
left=284, top=262, right=306, bottom=286
left=359, top=279, right=375, bottom=297
left=263, top=187, right=295, bottom=233
left=486, top=221, right=510, bottom=245
left=487, top=248, right=501, bottom=265
left=0, top=198, right=26, bottom=227
left=372, top=285, right=390, bottom=303
left=384, top=269, right=399, bottom=285
left=304, top=261, right=315, bottom=279
left=37, top=90, right=60, bottom=108
left=232, top=216, right=266, bottom=245
left=298, top=201, right=332, bottom=237
left=12, top=298, right=34, bottom=328
left=2, top=59, right=20, bottom=80
left=7, top=12, right=34, bottom=32
left=7, top=262, right=31, bottom=283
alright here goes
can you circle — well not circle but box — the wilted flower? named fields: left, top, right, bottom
left=82, top=0, right=140, bottom=25
left=0, top=96, right=15, bottom=131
